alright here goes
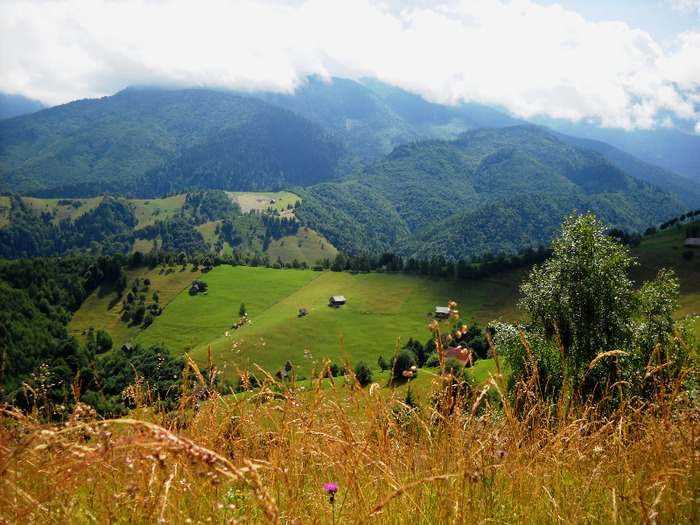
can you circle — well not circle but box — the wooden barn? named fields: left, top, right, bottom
left=329, top=295, right=346, bottom=307
left=435, top=306, right=450, bottom=318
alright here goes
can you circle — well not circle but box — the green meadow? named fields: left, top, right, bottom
left=133, top=265, right=321, bottom=354
left=66, top=218, right=699, bottom=379
left=68, top=265, right=211, bottom=348
left=228, top=190, right=300, bottom=214
left=129, top=265, right=521, bottom=378
left=629, top=221, right=700, bottom=329
left=265, top=225, right=338, bottom=265
left=128, top=194, right=188, bottom=228
left=0, top=195, right=10, bottom=228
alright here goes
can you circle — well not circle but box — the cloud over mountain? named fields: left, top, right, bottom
left=1, top=0, right=698, bottom=132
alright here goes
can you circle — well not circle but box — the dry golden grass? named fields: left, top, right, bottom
left=2, top=336, right=699, bottom=524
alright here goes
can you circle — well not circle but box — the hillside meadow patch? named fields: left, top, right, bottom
left=184, top=268, right=512, bottom=380
left=68, top=264, right=209, bottom=351
left=229, top=190, right=300, bottom=214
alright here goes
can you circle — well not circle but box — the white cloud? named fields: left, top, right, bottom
left=666, top=0, right=700, bottom=13
left=0, top=0, right=698, bottom=131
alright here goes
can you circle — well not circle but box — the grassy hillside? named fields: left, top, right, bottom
left=133, top=266, right=320, bottom=353
left=1, top=191, right=337, bottom=264
left=68, top=264, right=212, bottom=349
left=228, top=190, right=300, bottom=214
left=629, top=220, right=700, bottom=330
left=265, top=226, right=338, bottom=265
left=128, top=266, right=523, bottom=378
left=66, top=218, right=699, bottom=379
left=0, top=195, right=10, bottom=228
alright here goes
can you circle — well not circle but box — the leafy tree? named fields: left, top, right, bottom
left=518, top=213, right=635, bottom=379
left=239, top=303, right=247, bottom=317
left=132, top=304, right=146, bottom=324
left=496, top=212, right=690, bottom=402
left=402, top=338, right=427, bottom=367
left=443, top=357, right=465, bottom=377
left=391, top=349, right=417, bottom=379
left=95, top=329, right=113, bottom=353
left=424, top=353, right=440, bottom=367
left=353, top=361, right=373, bottom=386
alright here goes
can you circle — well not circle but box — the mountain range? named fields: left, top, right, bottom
left=296, top=126, right=688, bottom=259
left=1, top=78, right=698, bottom=260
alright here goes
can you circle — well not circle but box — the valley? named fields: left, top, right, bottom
left=3, top=1, right=700, bottom=519
left=1, top=82, right=699, bottom=525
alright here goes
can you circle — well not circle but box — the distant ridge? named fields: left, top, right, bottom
left=0, top=93, right=46, bottom=119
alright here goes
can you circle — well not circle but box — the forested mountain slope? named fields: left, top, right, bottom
left=530, top=116, right=700, bottom=182
left=0, top=93, right=46, bottom=119
left=553, top=132, right=700, bottom=207
left=0, top=87, right=344, bottom=197
left=252, top=77, right=693, bottom=197
left=297, top=126, right=688, bottom=260
left=253, top=76, right=522, bottom=168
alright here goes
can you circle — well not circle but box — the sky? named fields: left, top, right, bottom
left=1, top=0, right=699, bottom=132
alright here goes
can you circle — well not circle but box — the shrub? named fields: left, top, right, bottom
left=95, top=328, right=113, bottom=353
left=424, top=352, right=440, bottom=367
left=391, top=348, right=416, bottom=379
left=443, top=357, right=465, bottom=376
left=353, top=361, right=373, bottom=385
left=497, top=212, right=687, bottom=403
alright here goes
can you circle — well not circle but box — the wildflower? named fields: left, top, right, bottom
left=323, top=482, right=338, bottom=504
left=402, top=370, right=414, bottom=378
left=492, top=449, right=506, bottom=459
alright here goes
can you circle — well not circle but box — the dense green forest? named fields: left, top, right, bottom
left=0, top=195, right=137, bottom=257
left=0, top=87, right=345, bottom=197
left=0, top=254, right=187, bottom=415
left=3, top=82, right=696, bottom=204
left=2, top=86, right=698, bottom=265
left=298, top=126, right=690, bottom=259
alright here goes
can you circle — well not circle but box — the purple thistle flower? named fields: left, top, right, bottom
left=323, top=482, right=338, bottom=504
left=491, top=449, right=506, bottom=459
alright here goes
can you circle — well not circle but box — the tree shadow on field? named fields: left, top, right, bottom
left=107, top=293, right=122, bottom=311
left=97, top=283, right=115, bottom=299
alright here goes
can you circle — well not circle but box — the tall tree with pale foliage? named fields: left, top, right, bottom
left=496, top=212, right=694, bottom=403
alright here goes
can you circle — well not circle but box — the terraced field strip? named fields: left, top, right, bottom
left=133, top=266, right=319, bottom=353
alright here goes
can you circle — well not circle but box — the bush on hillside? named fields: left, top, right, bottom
left=494, top=212, right=693, bottom=404
left=353, top=361, right=373, bottom=385
left=391, top=349, right=417, bottom=379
